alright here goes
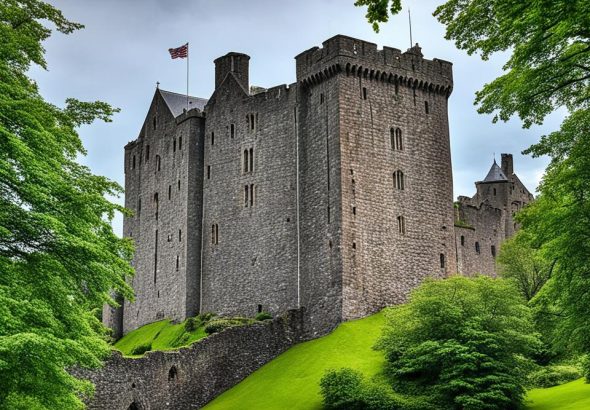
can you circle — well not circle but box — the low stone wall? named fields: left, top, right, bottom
left=77, top=309, right=305, bottom=409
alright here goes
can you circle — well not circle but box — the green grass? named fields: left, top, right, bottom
left=526, top=378, right=590, bottom=410
left=114, top=319, right=207, bottom=357
left=204, top=311, right=387, bottom=410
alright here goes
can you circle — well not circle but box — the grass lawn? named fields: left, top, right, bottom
left=526, top=378, right=590, bottom=410
left=204, top=311, right=387, bottom=410
left=114, top=319, right=207, bottom=357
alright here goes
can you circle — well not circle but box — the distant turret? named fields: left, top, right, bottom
left=214, top=52, right=250, bottom=91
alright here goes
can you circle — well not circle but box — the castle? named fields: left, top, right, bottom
left=104, top=35, right=533, bottom=338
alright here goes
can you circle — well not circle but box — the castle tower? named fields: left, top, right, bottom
left=295, top=36, right=457, bottom=332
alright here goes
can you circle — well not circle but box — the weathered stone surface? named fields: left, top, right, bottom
left=80, top=309, right=305, bottom=410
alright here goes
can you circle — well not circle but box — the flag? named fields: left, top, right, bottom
left=169, top=43, right=188, bottom=59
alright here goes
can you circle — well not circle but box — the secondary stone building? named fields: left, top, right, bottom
left=104, top=35, right=531, bottom=338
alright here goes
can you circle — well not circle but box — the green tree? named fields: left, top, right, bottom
left=497, top=231, right=555, bottom=301
left=376, top=276, right=539, bottom=410
left=355, top=0, right=590, bottom=359
left=0, top=1, right=133, bottom=408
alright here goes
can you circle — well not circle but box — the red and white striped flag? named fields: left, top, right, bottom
left=168, top=43, right=188, bottom=59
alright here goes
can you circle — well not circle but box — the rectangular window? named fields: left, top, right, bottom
left=244, top=185, right=249, bottom=207
left=207, top=165, right=211, bottom=179
left=425, top=101, right=429, bottom=114
left=362, top=87, right=367, bottom=100
left=179, top=229, right=182, bottom=242
left=176, top=255, right=179, bottom=271
left=249, top=148, right=254, bottom=172
left=132, top=155, right=136, bottom=169
left=168, top=185, right=171, bottom=200
left=250, top=184, right=254, bottom=207
left=145, top=145, right=150, bottom=162
left=154, top=230, right=158, bottom=283
left=320, top=93, right=324, bottom=104
left=211, top=132, right=215, bottom=145
left=230, top=123, right=235, bottom=138
left=179, top=136, right=182, bottom=150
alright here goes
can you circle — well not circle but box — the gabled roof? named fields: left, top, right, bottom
left=159, top=89, right=208, bottom=117
left=482, top=160, right=508, bottom=183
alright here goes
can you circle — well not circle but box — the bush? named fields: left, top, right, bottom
left=198, top=312, right=215, bottom=322
left=376, top=276, right=539, bottom=410
left=255, top=312, right=273, bottom=321
left=320, top=368, right=430, bottom=410
left=184, top=317, right=201, bottom=332
left=130, top=342, right=152, bottom=356
left=528, top=365, right=582, bottom=388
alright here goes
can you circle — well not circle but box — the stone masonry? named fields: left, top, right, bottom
left=104, top=35, right=531, bottom=338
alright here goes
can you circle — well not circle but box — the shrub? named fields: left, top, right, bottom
left=184, top=317, right=201, bottom=332
left=320, top=369, right=365, bottom=409
left=528, top=365, right=582, bottom=388
left=130, top=342, right=152, bottom=356
left=376, top=276, right=539, bottom=410
left=198, top=312, right=215, bottom=322
left=255, top=311, right=273, bottom=321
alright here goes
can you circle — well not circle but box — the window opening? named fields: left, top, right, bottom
left=145, top=145, right=150, bottom=162
left=178, top=136, right=182, bottom=150
left=168, top=366, right=177, bottom=381
left=461, top=235, right=465, bottom=246
left=230, top=123, right=235, bottom=138
left=395, top=128, right=403, bottom=150
left=397, top=215, right=406, bottom=235
left=154, top=193, right=159, bottom=220
left=394, top=170, right=404, bottom=190
left=440, top=253, right=445, bottom=268
left=475, top=242, right=480, bottom=254
left=207, top=165, right=211, bottom=179
left=362, top=87, right=367, bottom=100
left=154, top=230, right=158, bottom=283
left=425, top=101, right=429, bottom=114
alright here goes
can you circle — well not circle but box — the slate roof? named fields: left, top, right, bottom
left=482, top=160, right=508, bottom=182
left=160, top=89, right=208, bottom=117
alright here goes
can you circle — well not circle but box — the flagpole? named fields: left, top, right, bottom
left=186, top=42, right=189, bottom=111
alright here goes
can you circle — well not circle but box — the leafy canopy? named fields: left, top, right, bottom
left=376, top=276, right=539, bottom=410
left=0, top=1, right=133, bottom=408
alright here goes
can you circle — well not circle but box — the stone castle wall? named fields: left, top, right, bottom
left=79, top=309, right=305, bottom=410
left=201, top=67, right=300, bottom=318
left=119, top=93, right=206, bottom=333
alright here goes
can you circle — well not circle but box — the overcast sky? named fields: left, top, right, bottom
left=34, top=0, right=562, bottom=235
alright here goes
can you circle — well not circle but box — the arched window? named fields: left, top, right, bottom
left=395, top=128, right=403, bottom=150
left=243, top=149, right=249, bottom=173
left=244, top=185, right=249, bottom=207
left=460, top=235, right=465, bottom=246
left=475, top=241, right=480, bottom=254
left=393, top=170, right=404, bottom=190
left=249, top=148, right=254, bottom=172
left=168, top=366, right=177, bottom=381
left=128, top=402, right=140, bottom=410
left=397, top=215, right=406, bottom=235
left=440, top=253, right=445, bottom=268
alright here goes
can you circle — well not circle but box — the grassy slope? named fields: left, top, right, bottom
left=205, top=311, right=590, bottom=410
left=114, top=319, right=207, bottom=357
left=526, top=378, right=590, bottom=410
left=204, top=312, right=386, bottom=410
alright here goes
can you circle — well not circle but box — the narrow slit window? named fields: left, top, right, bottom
left=178, top=136, right=182, bottom=150
left=132, top=155, right=136, bottom=169
left=145, top=145, right=150, bottom=162
left=173, top=138, right=176, bottom=152
left=137, top=198, right=141, bottom=217
left=176, top=255, right=179, bottom=271
left=178, top=229, right=182, bottom=242
left=393, top=170, right=404, bottom=190
left=320, top=93, right=324, bottom=104
left=250, top=184, right=254, bottom=207
left=153, top=116, right=157, bottom=130
left=230, top=123, right=235, bottom=138
left=178, top=180, right=180, bottom=190
left=168, top=185, right=171, bottom=200
left=397, top=215, right=406, bottom=235
left=491, top=245, right=496, bottom=257
left=156, top=155, right=161, bottom=172
left=395, top=128, right=403, bottom=150
left=243, top=149, right=249, bottom=173
left=211, top=132, right=215, bottom=145
left=211, top=224, right=219, bottom=245
left=244, top=185, right=249, bottom=207
left=440, top=253, right=445, bottom=268
left=249, top=148, right=254, bottom=172
left=475, top=242, right=480, bottom=254
left=362, top=87, right=367, bottom=100
left=207, top=165, right=211, bottom=179
left=390, top=128, right=395, bottom=150
left=153, top=193, right=159, bottom=220
left=461, top=235, right=465, bottom=246
left=425, top=101, right=429, bottom=114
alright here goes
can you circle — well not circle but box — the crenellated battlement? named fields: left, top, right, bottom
left=295, top=35, right=453, bottom=95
